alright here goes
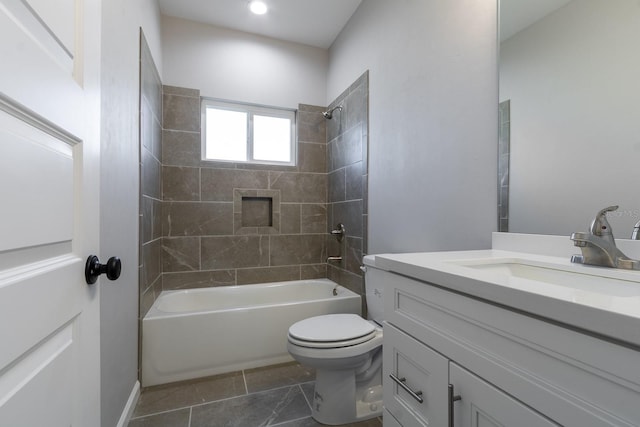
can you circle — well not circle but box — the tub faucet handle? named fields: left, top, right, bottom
left=331, top=223, right=345, bottom=242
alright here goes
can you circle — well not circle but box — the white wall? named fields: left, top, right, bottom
left=100, top=1, right=162, bottom=426
left=161, top=15, right=328, bottom=108
left=501, top=0, right=640, bottom=236
left=329, top=0, right=498, bottom=254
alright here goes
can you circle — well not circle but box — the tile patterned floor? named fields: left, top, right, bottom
left=129, top=362, right=383, bottom=427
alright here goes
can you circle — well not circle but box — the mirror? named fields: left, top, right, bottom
left=499, top=0, right=640, bottom=237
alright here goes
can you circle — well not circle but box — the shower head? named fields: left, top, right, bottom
left=322, top=105, right=342, bottom=119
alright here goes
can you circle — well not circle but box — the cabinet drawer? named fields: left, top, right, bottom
left=383, top=322, right=448, bottom=427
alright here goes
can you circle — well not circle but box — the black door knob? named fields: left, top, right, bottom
left=85, top=255, right=122, bottom=285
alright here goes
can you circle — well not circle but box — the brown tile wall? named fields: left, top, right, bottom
left=139, top=34, right=163, bottom=318
left=326, top=72, right=369, bottom=304
left=161, top=87, right=328, bottom=288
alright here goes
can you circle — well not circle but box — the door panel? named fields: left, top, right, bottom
left=0, top=107, right=75, bottom=252
left=0, top=324, right=73, bottom=426
left=0, top=0, right=74, bottom=73
left=450, top=363, right=559, bottom=427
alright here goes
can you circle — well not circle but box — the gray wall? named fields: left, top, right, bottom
left=328, top=0, right=498, bottom=254
left=160, top=16, right=328, bottom=109
left=100, top=0, right=162, bottom=425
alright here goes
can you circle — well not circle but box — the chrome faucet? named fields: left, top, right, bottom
left=570, top=205, right=640, bottom=270
left=631, top=220, right=640, bottom=240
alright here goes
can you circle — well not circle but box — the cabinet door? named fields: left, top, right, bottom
left=450, top=363, right=560, bottom=427
left=383, top=409, right=403, bottom=427
left=383, top=323, right=449, bottom=427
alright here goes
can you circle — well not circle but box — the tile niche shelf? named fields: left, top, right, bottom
left=233, top=189, right=281, bottom=235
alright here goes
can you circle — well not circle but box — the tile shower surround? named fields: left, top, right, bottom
left=139, top=72, right=369, bottom=318
left=139, top=34, right=163, bottom=324
left=498, top=100, right=510, bottom=232
left=326, top=72, right=369, bottom=300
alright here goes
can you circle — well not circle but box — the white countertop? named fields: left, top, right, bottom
left=368, top=248, right=640, bottom=348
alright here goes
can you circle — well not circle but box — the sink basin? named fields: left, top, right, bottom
left=449, top=259, right=640, bottom=298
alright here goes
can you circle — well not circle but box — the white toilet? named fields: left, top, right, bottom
left=287, top=256, right=384, bottom=425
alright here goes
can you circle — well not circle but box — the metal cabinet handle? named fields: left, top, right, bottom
left=448, top=384, right=461, bottom=427
left=389, top=374, right=424, bottom=404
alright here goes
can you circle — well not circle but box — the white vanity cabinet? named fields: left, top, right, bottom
left=384, top=323, right=559, bottom=427
left=376, top=268, right=640, bottom=427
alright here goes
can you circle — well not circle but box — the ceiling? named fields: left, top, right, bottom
left=157, top=0, right=362, bottom=49
left=500, top=0, right=572, bottom=42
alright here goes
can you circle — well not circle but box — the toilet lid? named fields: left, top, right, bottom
left=288, top=314, right=375, bottom=343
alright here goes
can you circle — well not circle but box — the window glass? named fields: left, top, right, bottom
left=253, top=115, right=291, bottom=162
left=202, top=99, right=296, bottom=165
left=205, top=108, right=247, bottom=161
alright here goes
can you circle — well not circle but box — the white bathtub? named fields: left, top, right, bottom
left=141, top=278, right=361, bottom=386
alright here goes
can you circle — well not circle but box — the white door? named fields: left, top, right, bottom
left=450, top=363, right=560, bottom=427
left=0, top=0, right=102, bottom=426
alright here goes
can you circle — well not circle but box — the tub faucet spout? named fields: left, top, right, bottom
left=570, top=205, right=640, bottom=270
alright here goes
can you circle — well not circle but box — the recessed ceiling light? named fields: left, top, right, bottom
left=248, top=1, right=268, bottom=15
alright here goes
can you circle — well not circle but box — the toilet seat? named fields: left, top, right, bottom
left=288, top=332, right=376, bottom=348
left=288, top=314, right=377, bottom=349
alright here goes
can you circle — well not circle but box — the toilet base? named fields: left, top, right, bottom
left=310, top=368, right=382, bottom=425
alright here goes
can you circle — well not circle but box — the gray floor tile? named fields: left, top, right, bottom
left=273, top=415, right=382, bottom=427
left=271, top=417, right=322, bottom=427
left=245, top=362, right=315, bottom=393
left=190, top=385, right=310, bottom=427
left=128, top=408, right=190, bottom=427
left=299, top=382, right=314, bottom=408
left=134, top=371, right=246, bottom=417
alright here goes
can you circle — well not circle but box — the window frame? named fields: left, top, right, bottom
left=201, top=98, right=297, bottom=166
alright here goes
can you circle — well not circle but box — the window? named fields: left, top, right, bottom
left=202, top=99, right=296, bottom=165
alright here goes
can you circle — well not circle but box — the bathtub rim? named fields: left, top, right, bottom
left=144, top=278, right=357, bottom=319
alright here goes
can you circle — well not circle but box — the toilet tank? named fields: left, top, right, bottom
left=363, top=255, right=384, bottom=324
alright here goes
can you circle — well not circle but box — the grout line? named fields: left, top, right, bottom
left=187, top=406, right=192, bottom=427
left=163, top=128, right=200, bottom=135
left=242, top=369, right=249, bottom=395
left=298, top=383, right=313, bottom=410
left=185, top=382, right=303, bottom=411
left=129, top=406, right=193, bottom=420
left=269, top=415, right=314, bottom=427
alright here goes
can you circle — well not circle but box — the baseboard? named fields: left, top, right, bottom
left=116, top=380, right=140, bottom=427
